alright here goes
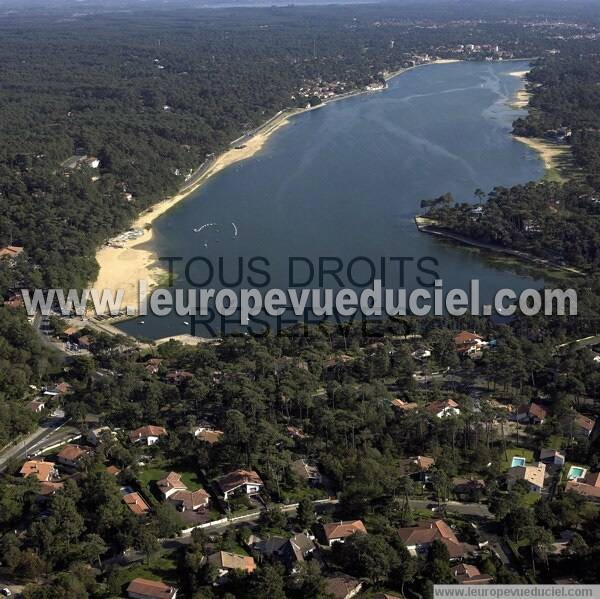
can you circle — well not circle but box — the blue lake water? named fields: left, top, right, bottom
left=118, top=60, right=545, bottom=338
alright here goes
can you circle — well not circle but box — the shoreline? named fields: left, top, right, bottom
left=414, top=217, right=584, bottom=277
left=91, top=57, right=464, bottom=315
left=508, top=69, right=572, bottom=182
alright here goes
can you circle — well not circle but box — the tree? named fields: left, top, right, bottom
left=296, top=497, right=316, bottom=530
left=154, top=502, right=183, bottom=538
left=250, top=564, right=287, bottom=599
left=338, top=533, right=397, bottom=585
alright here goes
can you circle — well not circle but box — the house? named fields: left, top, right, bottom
left=86, top=426, right=113, bottom=446
left=397, top=519, right=464, bottom=558
left=144, top=358, right=163, bottom=375
left=19, top=460, right=58, bottom=482
left=126, top=577, right=178, bottom=599
left=194, top=429, right=224, bottom=444
left=453, top=477, right=486, bottom=500
left=291, top=459, right=322, bottom=485
left=43, top=382, right=72, bottom=396
left=287, top=532, right=316, bottom=566
left=216, top=469, right=264, bottom=500
left=391, top=398, right=418, bottom=411
left=122, top=491, right=151, bottom=515
left=76, top=335, right=94, bottom=350
left=61, top=155, right=100, bottom=171
left=157, top=472, right=188, bottom=499
left=454, top=331, right=485, bottom=355
left=322, top=520, right=367, bottom=546
left=516, top=402, right=547, bottom=425
left=83, top=156, right=100, bottom=169
left=106, top=465, right=121, bottom=476
left=426, top=398, right=460, bottom=418
left=453, top=563, right=493, bottom=584
left=323, top=575, right=363, bottom=599
left=0, top=245, right=24, bottom=260
left=38, top=481, right=65, bottom=496
left=207, top=551, right=256, bottom=581
left=550, top=530, right=578, bottom=555
left=4, top=292, right=24, bottom=308
left=156, top=471, right=210, bottom=511
left=56, top=445, right=89, bottom=469
left=165, top=370, right=193, bottom=384
left=565, top=471, right=600, bottom=500
left=286, top=425, right=309, bottom=439
left=507, top=462, right=546, bottom=493
left=251, top=532, right=315, bottom=571
left=573, top=414, right=596, bottom=438
left=411, top=348, right=432, bottom=360
left=540, top=449, right=565, bottom=466
left=170, top=488, right=210, bottom=512
left=27, top=399, right=46, bottom=413
left=129, top=425, right=167, bottom=445
left=402, top=455, right=435, bottom=481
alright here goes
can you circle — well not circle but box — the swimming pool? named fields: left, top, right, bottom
left=567, top=466, right=586, bottom=480
left=511, top=457, right=526, bottom=468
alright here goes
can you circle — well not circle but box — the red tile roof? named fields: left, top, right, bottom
left=123, top=492, right=151, bottom=515
left=323, top=520, right=367, bottom=542
left=170, top=488, right=210, bottom=510
left=126, top=577, right=177, bottom=599
left=20, top=460, right=56, bottom=482
left=207, top=551, right=256, bottom=573
left=575, top=414, right=595, bottom=433
left=0, top=245, right=24, bottom=259
left=57, top=444, right=88, bottom=463
left=217, top=469, right=263, bottom=494
left=454, top=331, right=483, bottom=346
left=157, top=472, right=187, bottom=496
left=398, top=519, right=464, bottom=558
left=129, top=425, right=167, bottom=443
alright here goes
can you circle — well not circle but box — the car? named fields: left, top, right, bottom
left=1, top=587, right=12, bottom=597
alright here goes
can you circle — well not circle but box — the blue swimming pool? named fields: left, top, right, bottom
left=511, top=457, right=526, bottom=468
left=567, top=466, right=586, bottom=480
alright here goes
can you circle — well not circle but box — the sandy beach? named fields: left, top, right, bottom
left=92, top=111, right=293, bottom=311
left=513, top=135, right=570, bottom=180
left=507, top=69, right=572, bottom=180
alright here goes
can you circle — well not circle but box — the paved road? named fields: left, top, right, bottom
left=0, top=416, right=78, bottom=471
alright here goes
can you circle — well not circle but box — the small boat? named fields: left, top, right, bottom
left=183, top=321, right=189, bottom=326
left=138, top=320, right=145, bottom=325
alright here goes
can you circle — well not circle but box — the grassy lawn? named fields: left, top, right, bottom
left=547, top=434, right=564, bottom=450
left=137, top=467, right=167, bottom=488
left=521, top=491, right=541, bottom=507
left=281, top=485, right=328, bottom=504
left=108, top=554, right=178, bottom=593
left=137, top=466, right=202, bottom=491
left=499, top=447, right=535, bottom=471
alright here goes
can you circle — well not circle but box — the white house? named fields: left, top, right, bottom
left=426, top=399, right=460, bottom=418
left=507, top=462, right=546, bottom=493
left=216, top=469, right=264, bottom=500
left=129, top=425, right=167, bottom=446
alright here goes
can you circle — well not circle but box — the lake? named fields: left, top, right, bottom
left=118, top=59, right=545, bottom=339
